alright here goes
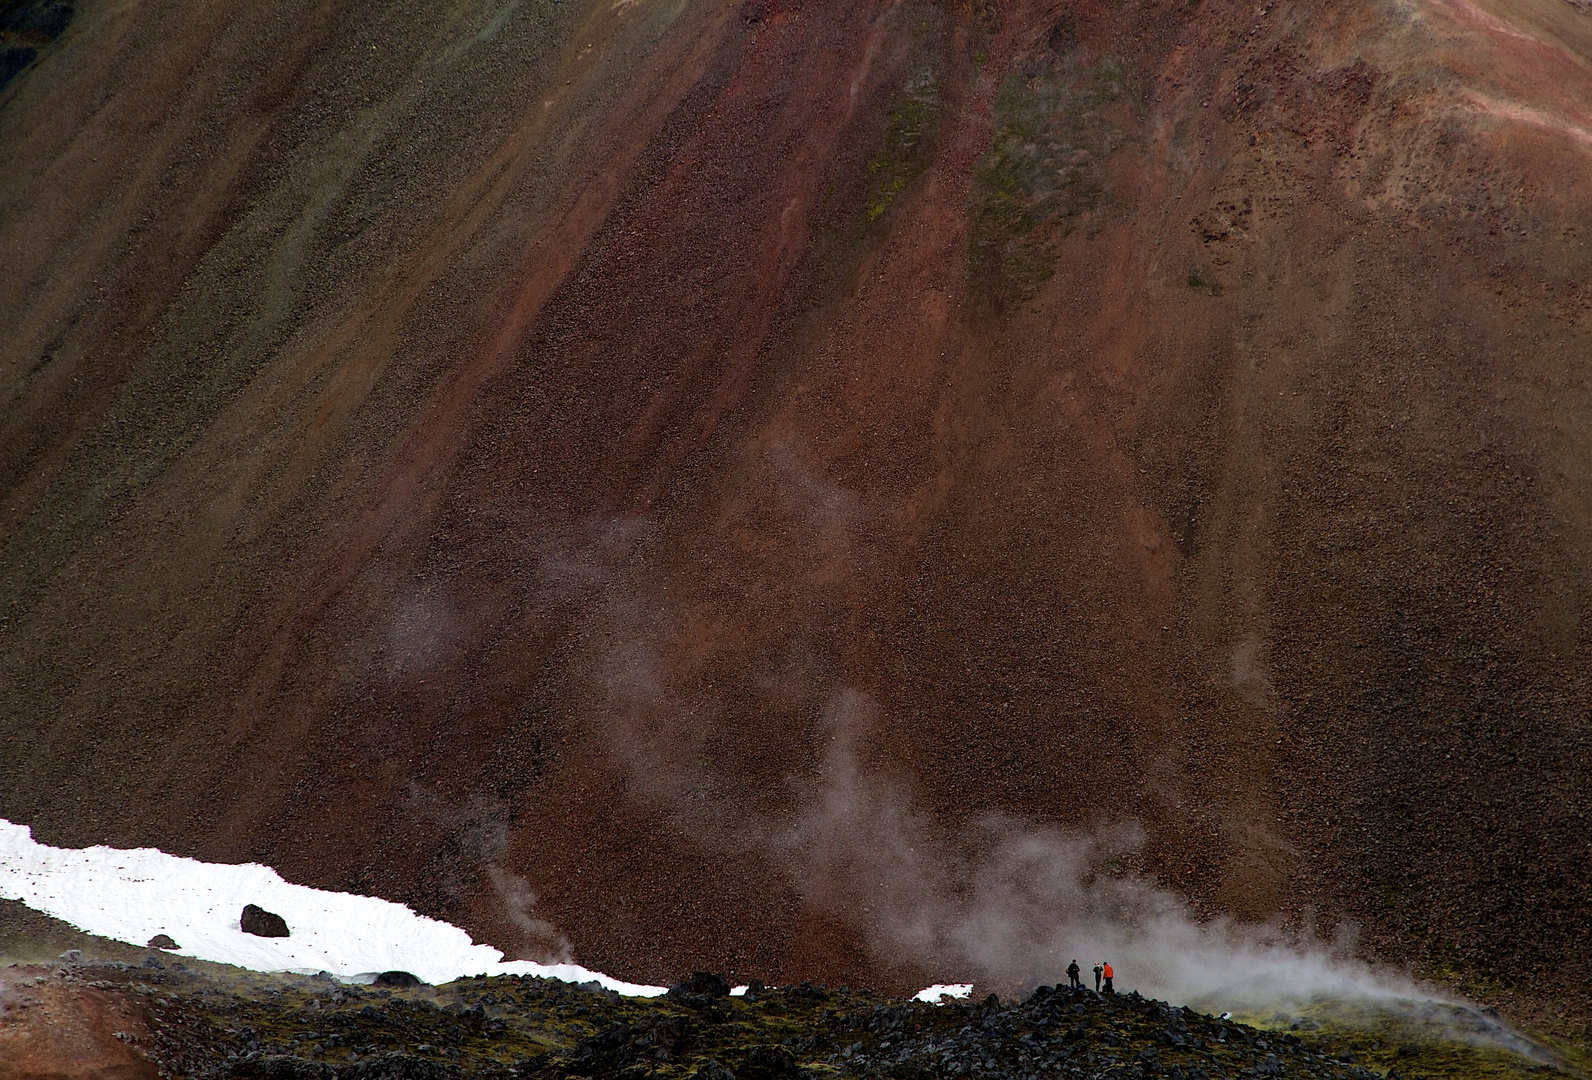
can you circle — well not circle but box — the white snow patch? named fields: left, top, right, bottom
left=0, top=820, right=665, bottom=995
left=913, top=983, right=974, bottom=1003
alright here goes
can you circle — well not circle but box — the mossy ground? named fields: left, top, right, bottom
left=967, top=45, right=1136, bottom=304
left=1227, top=998, right=1581, bottom=1080
left=17, top=955, right=1570, bottom=1080
left=862, top=53, right=941, bottom=224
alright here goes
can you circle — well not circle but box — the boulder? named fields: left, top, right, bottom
left=667, top=971, right=730, bottom=1000
left=694, top=1061, right=737, bottom=1080
left=373, top=970, right=425, bottom=988
left=147, top=933, right=179, bottom=950
left=240, top=904, right=290, bottom=938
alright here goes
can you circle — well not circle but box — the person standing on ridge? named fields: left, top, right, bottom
left=1102, top=962, right=1114, bottom=994
left=1093, top=963, right=1103, bottom=992
left=1066, top=960, right=1081, bottom=990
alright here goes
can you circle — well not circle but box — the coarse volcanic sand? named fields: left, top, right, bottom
left=2, top=0, right=1590, bottom=1052
left=0, top=965, right=157, bottom=1080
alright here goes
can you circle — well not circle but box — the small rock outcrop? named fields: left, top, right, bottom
left=148, top=933, right=179, bottom=949
left=667, top=971, right=731, bottom=1001
left=240, top=904, right=290, bottom=938
left=693, top=1060, right=736, bottom=1080
left=373, top=970, right=425, bottom=988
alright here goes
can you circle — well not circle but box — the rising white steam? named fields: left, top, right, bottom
left=772, top=690, right=1433, bottom=1015
left=764, top=690, right=1562, bottom=1062
left=486, top=864, right=574, bottom=963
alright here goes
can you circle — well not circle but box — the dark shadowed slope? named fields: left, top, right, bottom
left=2, top=0, right=1589, bottom=1045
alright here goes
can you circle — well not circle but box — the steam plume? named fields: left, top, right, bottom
left=776, top=689, right=1412, bottom=1010
left=769, top=691, right=1557, bottom=1061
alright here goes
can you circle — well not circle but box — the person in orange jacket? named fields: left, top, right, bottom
left=1102, top=962, right=1115, bottom=994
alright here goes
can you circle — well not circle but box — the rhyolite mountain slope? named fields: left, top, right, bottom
left=1, top=0, right=1589, bottom=1043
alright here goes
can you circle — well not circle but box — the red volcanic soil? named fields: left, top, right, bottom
left=0, top=966, right=156, bottom=1080
left=2, top=0, right=1591, bottom=1047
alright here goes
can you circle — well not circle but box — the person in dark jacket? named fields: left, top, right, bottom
left=1066, top=960, right=1081, bottom=990
left=1093, top=963, right=1103, bottom=992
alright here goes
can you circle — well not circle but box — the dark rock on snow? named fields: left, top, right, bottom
left=149, top=933, right=180, bottom=949
left=241, top=904, right=291, bottom=938
left=373, top=970, right=425, bottom=988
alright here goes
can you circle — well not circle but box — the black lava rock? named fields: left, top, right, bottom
left=373, top=970, right=425, bottom=988
left=241, top=904, right=291, bottom=938
left=741, top=1046, right=798, bottom=1080
left=343, top=1053, right=463, bottom=1080
left=211, top=1054, right=334, bottom=1080
left=669, top=972, right=731, bottom=1000
left=787, top=982, right=828, bottom=1002
left=149, top=933, right=180, bottom=949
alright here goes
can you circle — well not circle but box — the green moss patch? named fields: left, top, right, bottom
left=968, top=50, right=1134, bottom=303
left=863, top=60, right=941, bottom=224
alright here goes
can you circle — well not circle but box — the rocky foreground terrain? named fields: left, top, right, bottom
left=0, top=956, right=1579, bottom=1080
left=0, top=902, right=1583, bottom=1080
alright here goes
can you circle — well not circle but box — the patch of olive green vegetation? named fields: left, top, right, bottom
left=863, top=59, right=940, bottom=224
left=1410, top=958, right=1592, bottom=1077
left=968, top=50, right=1134, bottom=303
left=1235, top=997, right=1579, bottom=1080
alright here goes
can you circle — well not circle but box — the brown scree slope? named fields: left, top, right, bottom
left=1, top=0, right=1590, bottom=1036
